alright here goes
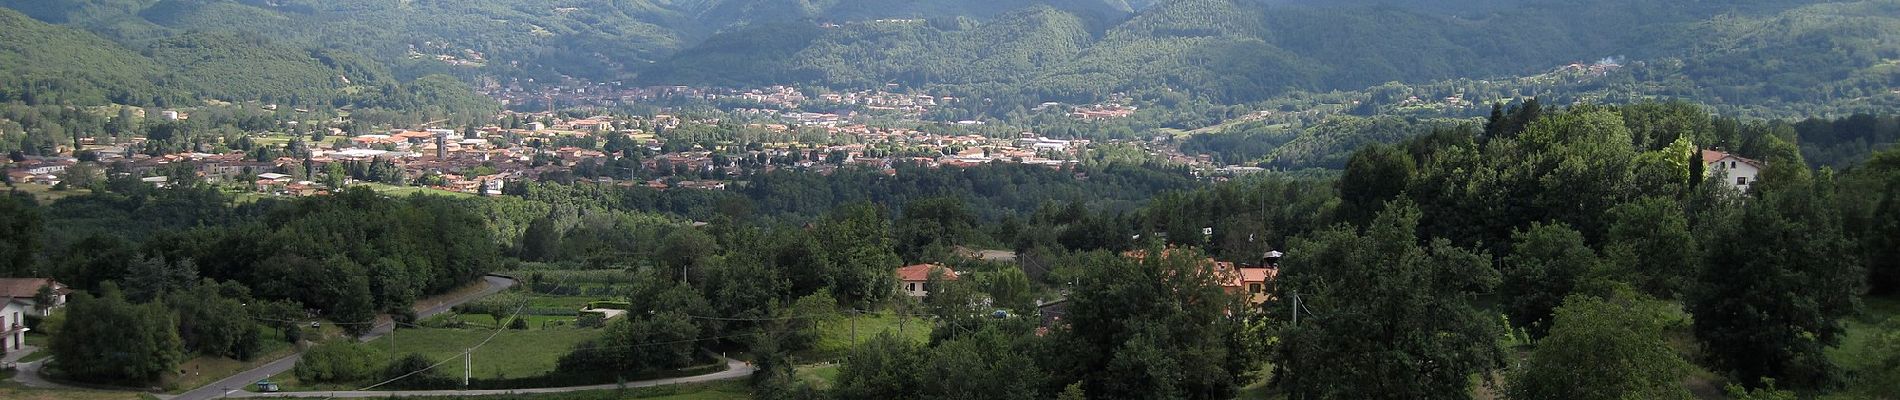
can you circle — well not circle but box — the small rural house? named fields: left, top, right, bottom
left=1704, top=149, right=1764, bottom=191
left=896, top=264, right=959, bottom=297
left=0, top=278, right=68, bottom=316
left=1124, top=248, right=1278, bottom=305
left=1, top=297, right=28, bottom=351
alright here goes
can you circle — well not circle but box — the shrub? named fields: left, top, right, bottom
left=390, top=307, right=419, bottom=327
left=508, top=317, right=529, bottom=330
left=576, top=313, right=606, bottom=328
left=419, top=312, right=468, bottom=329
left=382, top=353, right=433, bottom=381
left=380, top=353, right=457, bottom=390
left=294, top=341, right=381, bottom=383
left=586, top=301, right=631, bottom=310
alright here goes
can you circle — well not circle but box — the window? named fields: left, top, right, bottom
left=1249, top=284, right=1264, bottom=293
left=907, top=283, right=917, bottom=292
left=1737, top=177, right=1749, bottom=186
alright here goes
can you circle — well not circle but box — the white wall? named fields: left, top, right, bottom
left=1709, top=156, right=1761, bottom=191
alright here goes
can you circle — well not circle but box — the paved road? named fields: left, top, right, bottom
left=226, top=354, right=756, bottom=398
left=166, top=275, right=518, bottom=400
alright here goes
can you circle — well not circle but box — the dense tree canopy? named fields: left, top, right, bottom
left=1272, top=201, right=1503, bottom=399
left=1506, top=293, right=1695, bottom=400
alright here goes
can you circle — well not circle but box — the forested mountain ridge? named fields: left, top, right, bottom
left=4, top=0, right=1893, bottom=115
left=0, top=7, right=167, bottom=105
left=0, top=5, right=496, bottom=120
left=645, top=0, right=1900, bottom=109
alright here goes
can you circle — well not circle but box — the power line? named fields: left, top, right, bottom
left=359, top=274, right=576, bottom=391
left=351, top=346, right=467, bottom=391
left=682, top=311, right=845, bottom=322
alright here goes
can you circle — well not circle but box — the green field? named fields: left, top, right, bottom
left=8, top=183, right=90, bottom=204
left=369, top=327, right=601, bottom=380
left=454, top=314, right=579, bottom=329
left=793, top=364, right=841, bottom=389
left=529, top=295, right=613, bottom=309
left=804, top=313, right=933, bottom=361
left=1820, top=295, right=1900, bottom=399
left=358, top=182, right=476, bottom=198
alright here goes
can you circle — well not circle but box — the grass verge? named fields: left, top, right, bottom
left=162, top=330, right=297, bottom=394
left=0, top=387, right=146, bottom=400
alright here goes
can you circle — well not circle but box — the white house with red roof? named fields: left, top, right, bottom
left=1703, top=149, right=1764, bottom=191
left=0, top=278, right=68, bottom=316
left=895, top=264, right=958, bottom=297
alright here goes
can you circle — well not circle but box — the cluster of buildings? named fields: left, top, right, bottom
left=480, top=79, right=957, bottom=120
left=6, top=99, right=1766, bottom=199
left=4, top=107, right=1121, bottom=197
left=1396, top=93, right=1470, bottom=108
left=1069, top=104, right=1138, bottom=120
left=815, top=89, right=954, bottom=115
left=1556, top=58, right=1625, bottom=77
left=1035, top=101, right=1139, bottom=121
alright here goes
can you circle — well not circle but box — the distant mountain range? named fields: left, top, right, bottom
left=2, top=0, right=1896, bottom=113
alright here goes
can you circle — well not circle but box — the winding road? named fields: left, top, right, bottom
left=168, top=274, right=521, bottom=400
left=228, top=355, right=755, bottom=398
left=16, top=274, right=758, bottom=399
left=6, top=275, right=516, bottom=398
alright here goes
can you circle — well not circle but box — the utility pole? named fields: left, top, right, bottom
left=462, top=349, right=472, bottom=389
left=1291, top=291, right=1299, bottom=327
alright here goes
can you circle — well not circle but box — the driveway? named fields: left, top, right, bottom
left=4, top=345, right=90, bottom=391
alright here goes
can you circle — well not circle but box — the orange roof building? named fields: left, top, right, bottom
left=896, top=263, right=958, bottom=297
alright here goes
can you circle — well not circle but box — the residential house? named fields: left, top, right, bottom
left=0, top=278, right=71, bottom=316
left=896, top=264, right=959, bottom=297
left=1125, top=248, right=1277, bottom=305
left=1, top=298, right=26, bottom=351
left=1703, top=149, right=1764, bottom=191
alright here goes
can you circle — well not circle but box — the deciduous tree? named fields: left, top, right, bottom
left=1506, top=293, right=1694, bottom=400
left=1273, top=201, right=1503, bottom=399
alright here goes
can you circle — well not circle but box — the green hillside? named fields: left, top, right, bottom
left=142, top=31, right=391, bottom=105
left=0, top=2, right=497, bottom=117
left=0, top=7, right=170, bottom=105
left=3, top=0, right=1895, bottom=117
left=636, top=0, right=1897, bottom=112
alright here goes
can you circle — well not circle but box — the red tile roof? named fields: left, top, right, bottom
left=1238, top=268, right=1275, bottom=285
left=1702, top=150, right=1765, bottom=169
left=0, top=278, right=67, bottom=298
left=896, top=264, right=958, bottom=282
